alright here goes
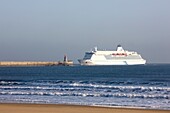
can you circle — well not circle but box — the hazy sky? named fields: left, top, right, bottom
left=0, top=0, right=170, bottom=63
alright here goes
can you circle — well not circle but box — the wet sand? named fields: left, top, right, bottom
left=0, top=103, right=169, bottom=113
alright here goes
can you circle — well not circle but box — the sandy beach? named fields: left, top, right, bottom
left=0, top=103, right=169, bottom=113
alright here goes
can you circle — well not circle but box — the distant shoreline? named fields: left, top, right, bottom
left=0, top=62, right=169, bottom=67
left=0, top=61, right=73, bottom=66
left=0, top=61, right=58, bottom=66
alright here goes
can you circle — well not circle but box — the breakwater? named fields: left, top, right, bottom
left=0, top=61, right=58, bottom=66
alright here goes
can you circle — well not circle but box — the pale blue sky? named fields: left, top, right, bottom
left=0, top=0, right=170, bottom=63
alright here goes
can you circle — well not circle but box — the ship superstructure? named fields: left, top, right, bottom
left=78, top=45, right=146, bottom=65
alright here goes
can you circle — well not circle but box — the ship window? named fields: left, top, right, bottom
left=83, top=53, right=93, bottom=60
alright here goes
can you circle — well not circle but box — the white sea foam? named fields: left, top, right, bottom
left=0, top=80, right=170, bottom=110
left=70, top=82, right=170, bottom=91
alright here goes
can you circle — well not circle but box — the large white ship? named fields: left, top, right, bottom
left=78, top=45, right=146, bottom=65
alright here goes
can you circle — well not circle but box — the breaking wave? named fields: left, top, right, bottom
left=0, top=80, right=169, bottom=100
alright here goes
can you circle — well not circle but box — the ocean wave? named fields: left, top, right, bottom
left=0, top=91, right=169, bottom=99
left=0, top=84, right=169, bottom=93
left=0, top=81, right=169, bottom=93
left=69, top=82, right=170, bottom=91
left=0, top=86, right=92, bottom=92
left=0, top=81, right=24, bottom=85
left=0, top=86, right=54, bottom=90
left=1, top=80, right=168, bottom=88
left=33, top=80, right=168, bottom=86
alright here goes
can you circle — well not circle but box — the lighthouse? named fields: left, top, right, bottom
left=64, top=55, right=68, bottom=62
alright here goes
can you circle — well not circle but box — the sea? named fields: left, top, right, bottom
left=0, top=64, right=169, bottom=110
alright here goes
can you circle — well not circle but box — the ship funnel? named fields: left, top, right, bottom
left=117, top=45, right=124, bottom=51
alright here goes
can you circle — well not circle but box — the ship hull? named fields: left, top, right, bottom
left=78, top=59, right=146, bottom=65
